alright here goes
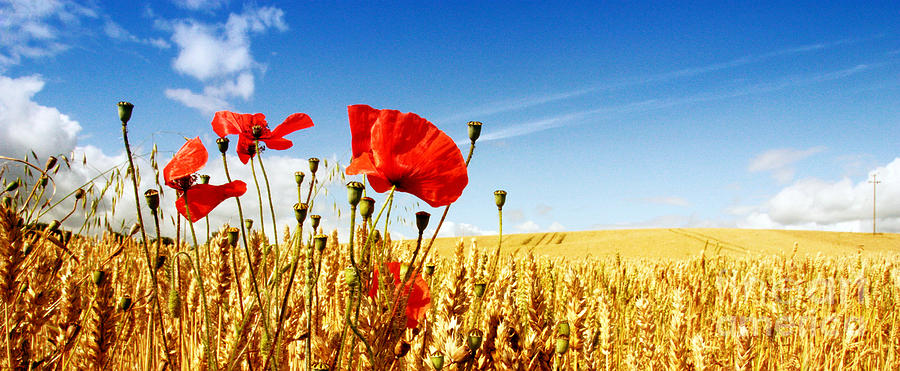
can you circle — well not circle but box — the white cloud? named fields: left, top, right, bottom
left=432, top=221, right=497, bottom=237
left=172, top=0, right=229, bottom=11
left=513, top=220, right=566, bottom=233
left=748, top=147, right=826, bottom=183
left=166, top=6, right=287, bottom=113
left=739, top=158, right=900, bottom=232
left=0, top=0, right=97, bottom=68
left=103, top=19, right=171, bottom=49
left=642, top=196, right=690, bottom=207
left=0, top=74, right=81, bottom=159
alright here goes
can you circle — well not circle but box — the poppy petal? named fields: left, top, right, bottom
left=368, top=262, right=431, bottom=329
left=163, top=137, right=207, bottom=187
left=261, top=137, right=293, bottom=151
left=269, top=113, right=314, bottom=142
left=175, top=181, right=247, bottom=223
left=212, top=111, right=268, bottom=138
left=347, top=105, right=380, bottom=158
left=236, top=135, right=255, bottom=164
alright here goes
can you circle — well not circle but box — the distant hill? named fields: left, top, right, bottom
left=419, top=228, right=900, bottom=259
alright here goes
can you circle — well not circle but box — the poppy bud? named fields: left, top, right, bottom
left=555, top=337, right=569, bottom=355
left=118, top=295, right=133, bottom=311
left=5, top=179, right=19, bottom=193
left=347, top=181, right=364, bottom=207
left=425, top=264, right=436, bottom=275
left=557, top=320, right=570, bottom=336
left=416, top=211, right=431, bottom=234
left=251, top=125, right=263, bottom=139
left=494, top=190, right=507, bottom=210
left=294, top=203, right=308, bottom=224
left=39, top=176, right=48, bottom=188
left=467, top=329, right=483, bottom=351
left=359, top=197, right=375, bottom=219
left=199, top=175, right=210, bottom=184
left=168, top=289, right=181, bottom=317
left=216, top=137, right=230, bottom=154
left=244, top=219, right=253, bottom=231
left=128, top=223, right=141, bottom=237
left=309, top=157, right=320, bottom=175
left=44, top=156, right=57, bottom=171
left=117, top=101, right=134, bottom=124
left=227, top=227, right=240, bottom=247
left=344, top=266, right=358, bottom=287
left=310, top=214, right=321, bottom=231
left=75, top=188, right=85, bottom=200
left=144, top=189, right=159, bottom=211
left=314, top=234, right=327, bottom=253
left=92, top=270, right=106, bottom=285
left=473, top=281, right=486, bottom=298
left=1, top=196, right=10, bottom=209
left=46, top=220, right=60, bottom=234
left=430, top=353, right=445, bottom=370
left=294, top=171, right=305, bottom=186
left=468, top=121, right=482, bottom=143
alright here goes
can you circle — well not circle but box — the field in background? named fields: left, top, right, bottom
left=427, top=228, right=900, bottom=258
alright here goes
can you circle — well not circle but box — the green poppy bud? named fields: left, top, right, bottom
left=92, top=270, right=106, bottom=285
left=46, top=220, right=60, bottom=234
left=144, top=189, right=159, bottom=211
left=44, top=156, right=57, bottom=171
left=344, top=266, right=358, bottom=287
left=359, top=197, right=375, bottom=219
left=244, top=219, right=253, bottom=231
left=347, top=181, right=364, bottom=207
left=227, top=227, right=240, bottom=247
left=118, top=295, right=133, bottom=311
left=430, top=353, right=445, bottom=370
left=75, top=188, right=85, bottom=200
left=494, top=190, right=507, bottom=210
left=557, top=320, right=570, bottom=336
left=468, top=121, right=483, bottom=143
left=117, top=101, right=134, bottom=124
left=294, top=203, right=308, bottom=224
left=473, top=281, right=486, bottom=298
left=216, top=137, right=230, bottom=154
left=308, top=157, right=320, bottom=175
left=294, top=171, right=305, bottom=186
left=310, top=214, right=321, bottom=231
left=314, top=234, right=328, bottom=253
left=199, top=175, right=210, bottom=184
left=5, top=179, right=19, bottom=193
left=555, top=337, right=569, bottom=355
left=416, top=211, right=431, bottom=234
left=467, top=329, right=483, bottom=351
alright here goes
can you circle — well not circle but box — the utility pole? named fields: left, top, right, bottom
left=869, top=174, right=881, bottom=235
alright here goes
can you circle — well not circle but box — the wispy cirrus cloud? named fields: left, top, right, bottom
left=749, top=147, right=827, bottom=183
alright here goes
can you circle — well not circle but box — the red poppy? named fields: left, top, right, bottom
left=211, top=111, right=314, bottom=164
left=163, top=137, right=247, bottom=223
left=345, top=105, right=468, bottom=207
left=368, top=262, right=431, bottom=329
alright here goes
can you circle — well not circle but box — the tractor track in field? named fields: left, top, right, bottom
left=667, top=228, right=750, bottom=254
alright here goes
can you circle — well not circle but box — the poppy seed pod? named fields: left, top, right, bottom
left=347, top=181, right=364, bottom=207
left=494, top=190, right=507, bottom=210
left=310, top=214, right=321, bottom=231
left=216, top=137, right=230, bottom=154
left=251, top=125, right=263, bottom=139
left=430, top=353, right=445, bottom=370
left=473, top=281, right=486, bottom=298
left=118, top=295, right=133, bottom=311
left=359, top=197, right=375, bottom=219
left=468, top=121, right=483, bottom=143
left=199, top=175, right=210, bottom=184
left=46, top=220, right=60, bottom=234
left=92, top=270, right=106, bottom=285
left=75, top=188, right=85, bottom=200
left=467, top=329, right=484, bottom=351
left=144, top=189, right=159, bottom=211
left=117, top=101, right=134, bottom=124
left=557, top=320, right=570, bottom=336
left=309, top=157, right=320, bottom=175
left=44, top=156, right=57, bottom=171
left=5, top=179, right=19, bottom=193
left=227, top=227, right=240, bottom=246
left=244, top=219, right=253, bottom=231
left=314, top=234, right=327, bottom=253
left=416, top=211, right=431, bottom=234
left=294, top=203, right=308, bottom=224
left=555, top=337, right=569, bottom=355
left=294, top=171, right=305, bottom=186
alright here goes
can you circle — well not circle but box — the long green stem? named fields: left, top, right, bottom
left=181, top=193, right=217, bottom=370
left=261, top=222, right=303, bottom=371
left=255, top=143, right=280, bottom=276
left=249, top=155, right=266, bottom=237
left=150, top=210, right=174, bottom=368
left=335, top=204, right=358, bottom=371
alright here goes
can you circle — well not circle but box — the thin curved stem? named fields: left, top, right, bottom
left=181, top=192, right=217, bottom=370
left=255, top=144, right=280, bottom=272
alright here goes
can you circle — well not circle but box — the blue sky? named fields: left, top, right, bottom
left=2, top=0, right=900, bottom=240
